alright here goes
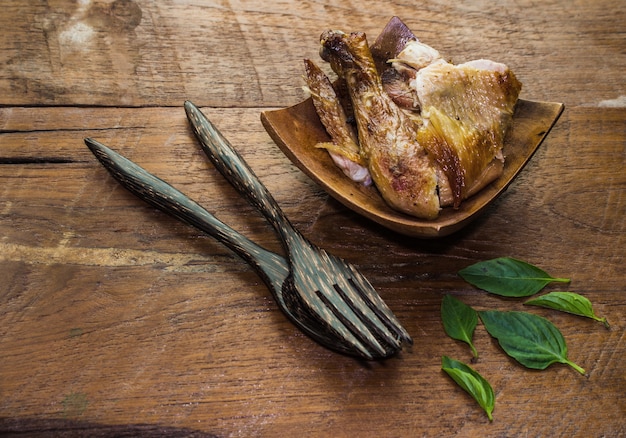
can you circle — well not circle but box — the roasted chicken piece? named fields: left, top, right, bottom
left=393, top=45, right=522, bottom=205
left=303, top=59, right=372, bottom=185
left=304, top=20, right=522, bottom=219
left=309, top=30, right=441, bottom=219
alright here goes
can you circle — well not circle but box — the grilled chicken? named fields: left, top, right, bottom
left=316, top=30, right=440, bottom=219
left=400, top=51, right=521, bottom=206
left=303, top=59, right=372, bottom=185
left=304, top=20, right=522, bottom=219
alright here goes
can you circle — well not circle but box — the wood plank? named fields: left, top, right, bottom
left=0, top=106, right=624, bottom=436
left=0, top=1, right=624, bottom=108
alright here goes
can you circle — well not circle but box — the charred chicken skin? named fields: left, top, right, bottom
left=304, top=20, right=522, bottom=220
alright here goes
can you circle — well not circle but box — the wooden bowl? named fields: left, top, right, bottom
left=260, top=17, right=564, bottom=237
left=261, top=98, right=563, bottom=238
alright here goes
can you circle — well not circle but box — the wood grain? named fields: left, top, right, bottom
left=1, top=105, right=624, bottom=437
left=0, top=1, right=624, bottom=108
left=1, top=1, right=625, bottom=437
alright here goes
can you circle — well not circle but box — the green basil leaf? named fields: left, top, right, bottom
left=478, top=310, right=585, bottom=374
left=525, top=292, right=609, bottom=328
left=441, top=295, right=479, bottom=358
left=458, top=257, right=570, bottom=297
left=442, top=356, right=495, bottom=421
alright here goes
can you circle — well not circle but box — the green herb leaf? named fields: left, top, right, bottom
left=441, top=295, right=479, bottom=358
left=458, top=257, right=570, bottom=297
left=525, top=292, right=609, bottom=328
left=442, top=356, right=495, bottom=421
left=478, top=310, right=585, bottom=374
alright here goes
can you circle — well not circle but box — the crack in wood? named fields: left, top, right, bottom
left=0, top=157, right=76, bottom=164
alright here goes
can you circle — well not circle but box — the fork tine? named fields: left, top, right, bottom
left=314, top=281, right=390, bottom=358
left=343, top=264, right=413, bottom=344
left=317, top=248, right=411, bottom=348
left=301, top=252, right=400, bottom=357
left=287, top=270, right=385, bottom=358
left=314, top=284, right=395, bottom=357
left=330, top=279, right=402, bottom=348
left=313, top=254, right=400, bottom=353
left=279, top=280, right=372, bottom=358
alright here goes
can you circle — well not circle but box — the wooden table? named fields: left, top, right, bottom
left=1, top=1, right=624, bottom=436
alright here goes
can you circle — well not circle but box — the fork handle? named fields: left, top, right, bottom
left=184, top=101, right=303, bottom=247
left=84, top=137, right=289, bottom=293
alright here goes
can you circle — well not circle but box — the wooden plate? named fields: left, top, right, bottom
left=261, top=98, right=563, bottom=238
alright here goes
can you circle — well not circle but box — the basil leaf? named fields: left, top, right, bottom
left=442, top=356, right=495, bottom=421
left=478, top=310, right=585, bottom=374
left=441, top=295, right=479, bottom=358
left=525, top=292, right=609, bottom=328
left=458, top=257, right=570, bottom=297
